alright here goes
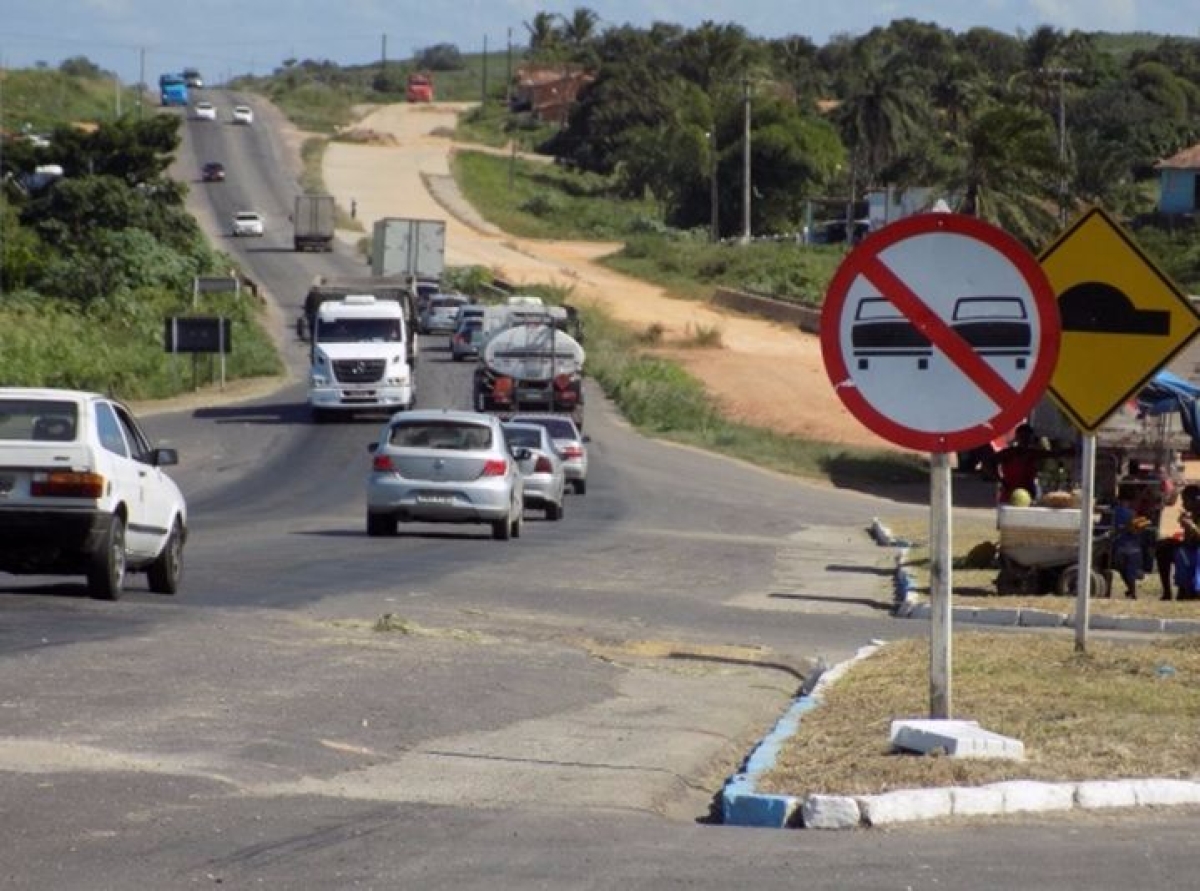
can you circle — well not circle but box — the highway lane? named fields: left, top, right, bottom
left=7, top=93, right=1195, bottom=889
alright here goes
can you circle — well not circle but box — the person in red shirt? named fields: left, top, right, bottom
left=994, top=424, right=1071, bottom=504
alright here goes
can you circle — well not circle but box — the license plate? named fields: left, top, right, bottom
left=418, top=494, right=454, bottom=505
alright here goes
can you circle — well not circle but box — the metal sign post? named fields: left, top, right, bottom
left=1074, top=434, right=1097, bottom=652
left=929, top=452, right=953, bottom=718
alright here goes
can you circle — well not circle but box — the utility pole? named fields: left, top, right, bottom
left=1040, top=66, right=1077, bottom=226
left=381, top=34, right=387, bottom=76
left=482, top=34, right=488, bottom=103
left=506, top=28, right=513, bottom=107
left=709, top=127, right=719, bottom=243
left=740, top=75, right=752, bottom=245
left=137, top=47, right=145, bottom=119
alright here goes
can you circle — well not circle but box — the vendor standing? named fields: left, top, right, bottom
left=994, top=424, right=1073, bottom=504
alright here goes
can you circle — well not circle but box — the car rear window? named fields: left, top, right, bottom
left=0, top=400, right=79, bottom=441
left=389, top=421, right=493, bottom=450
left=503, top=426, right=543, bottom=449
left=514, top=417, right=576, bottom=438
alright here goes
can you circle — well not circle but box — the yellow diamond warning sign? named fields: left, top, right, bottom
left=1039, top=207, right=1200, bottom=432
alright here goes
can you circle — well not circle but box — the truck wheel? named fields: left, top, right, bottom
left=573, top=479, right=587, bottom=495
left=312, top=408, right=331, bottom=424
left=146, top=519, right=184, bottom=595
left=87, top=514, right=127, bottom=600
left=546, top=501, right=562, bottom=521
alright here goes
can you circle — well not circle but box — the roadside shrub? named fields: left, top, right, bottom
left=638, top=322, right=665, bottom=345
left=681, top=323, right=723, bottom=348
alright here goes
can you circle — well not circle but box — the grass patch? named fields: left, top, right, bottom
left=451, top=149, right=663, bottom=241
left=0, top=68, right=140, bottom=133
left=0, top=289, right=282, bottom=401
left=678, top=322, right=723, bottom=348
left=760, top=632, right=1200, bottom=797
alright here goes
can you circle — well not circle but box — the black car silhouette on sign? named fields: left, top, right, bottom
left=852, top=296, right=1031, bottom=370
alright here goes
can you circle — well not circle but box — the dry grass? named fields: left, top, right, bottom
left=758, top=631, right=1200, bottom=797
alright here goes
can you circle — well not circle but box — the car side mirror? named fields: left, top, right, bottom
left=153, top=447, right=179, bottom=467
left=512, top=447, right=531, bottom=461
left=367, top=442, right=379, bottom=454
left=582, top=435, right=591, bottom=443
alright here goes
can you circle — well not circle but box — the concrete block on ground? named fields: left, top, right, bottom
left=952, top=785, right=1006, bottom=816
left=995, top=780, right=1076, bottom=814
left=859, top=788, right=953, bottom=826
left=890, top=719, right=1025, bottom=760
left=722, top=778, right=799, bottom=827
left=1131, top=779, right=1200, bottom=807
left=1075, top=780, right=1138, bottom=810
left=1019, top=608, right=1065, bottom=627
left=1163, top=619, right=1200, bottom=634
left=972, top=608, right=1021, bottom=627
left=801, top=794, right=862, bottom=830
left=1090, top=614, right=1162, bottom=633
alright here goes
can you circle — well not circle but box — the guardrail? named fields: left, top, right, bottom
left=711, top=287, right=821, bottom=334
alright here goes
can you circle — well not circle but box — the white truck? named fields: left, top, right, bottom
left=307, top=294, right=415, bottom=422
left=370, top=217, right=446, bottom=280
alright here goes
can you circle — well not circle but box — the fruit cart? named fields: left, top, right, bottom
left=994, top=503, right=1112, bottom=597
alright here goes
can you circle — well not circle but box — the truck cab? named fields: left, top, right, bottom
left=158, top=74, right=188, bottom=107
left=307, top=295, right=415, bottom=422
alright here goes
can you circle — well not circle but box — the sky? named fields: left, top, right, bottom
left=0, top=0, right=1191, bottom=86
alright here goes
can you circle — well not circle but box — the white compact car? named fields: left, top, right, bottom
left=193, top=101, right=216, bottom=121
left=232, top=210, right=264, bottom=237
left=232, top=105, right=254, bottom=125
left=0, top=388, right=187, bottom=599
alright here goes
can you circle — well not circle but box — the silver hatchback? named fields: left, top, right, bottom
left=366, top=410, right=525, bottom=540
left=502, top=422, right=566, bottom=521
left=509, top=414, right=589, bottom=494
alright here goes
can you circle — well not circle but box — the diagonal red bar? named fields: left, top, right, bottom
left=862, top=254, right=1021, bottom=408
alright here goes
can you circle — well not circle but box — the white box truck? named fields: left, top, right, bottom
left=306, top=294, right=415, bottom=422
left=370, top=217, right=446, bottom=280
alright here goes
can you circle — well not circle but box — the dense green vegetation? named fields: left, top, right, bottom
left=0, top=64, right=142, bottom=134
left=0, top=66, right=282, bottom=398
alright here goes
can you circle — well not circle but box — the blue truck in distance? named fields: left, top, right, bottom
left=159, top=74, right=188, bottom=106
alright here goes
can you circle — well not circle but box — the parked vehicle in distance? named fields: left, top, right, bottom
left=231, top=105, right=254, bottom=125
left=231, top=210, right=264, bottom=237
left=451, top=317, right=485, bottom=361
left=502, top=422, right=566, bottom=520
left=366, top=410, right=525, bottom=540
left=193, top=100, right=216, bottom=121
left=0, top=388, right=187, bottom=599
left=201, top=161, right=226, bottom=182
left=420, top=293, right=469, bottom=335
left=508, top=413, right=589, bottom=494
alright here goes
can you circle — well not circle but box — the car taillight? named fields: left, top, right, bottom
left=372, top=454, right=398, bottom=472
left=553, top=374, right=573, bottom=390
left=559, top=444, right=583, bottom=459
left=493, top=376, right=513, bottom=394
left=533, top=456, right=554, bottom=474
left=480, top=458, right=508, bottom=477
left=31, top=470, right=105, bottom=498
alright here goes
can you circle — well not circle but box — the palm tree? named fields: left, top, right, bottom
left=560, top=7, right=599, bottom=48
left=834, top=45, right=928, bottom=190
left=950, top=103, right=1061, bottom=247
left=524, top=12, right=560, bottom=53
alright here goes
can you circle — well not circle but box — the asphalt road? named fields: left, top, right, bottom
left=1, top=92, right=1198, bottom=890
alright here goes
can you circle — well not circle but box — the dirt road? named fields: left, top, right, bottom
left=320, top=103, right=902, bottom=452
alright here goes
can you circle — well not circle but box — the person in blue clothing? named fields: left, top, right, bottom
left=1169, top=484, right=1200, bottom=600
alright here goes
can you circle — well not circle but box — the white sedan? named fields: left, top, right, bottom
left=231, top=211, right=264, bottom=237
left=193, top=101, right=216, bottom=121
left=232, top=105, right=254, bottom=125
left=0, top=387, right=187, bottom=599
